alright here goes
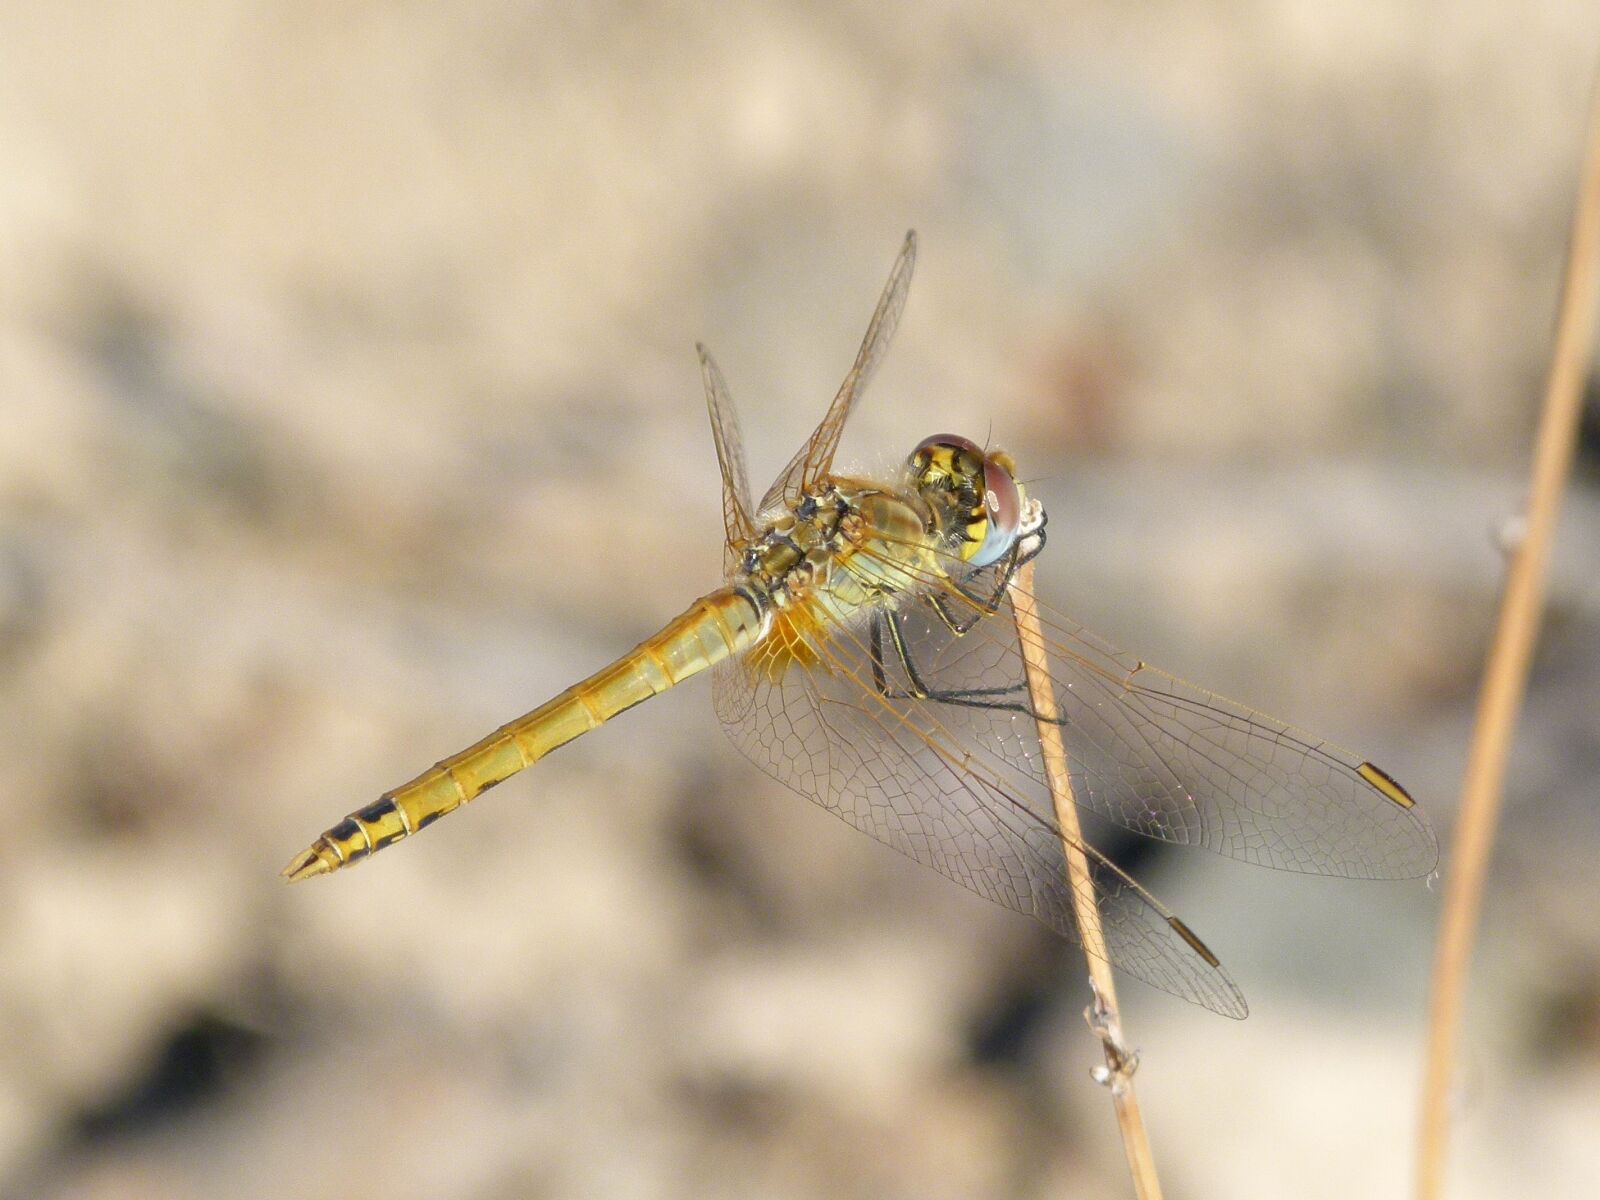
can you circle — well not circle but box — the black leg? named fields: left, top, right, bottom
left=932, top=509, right=1050, bottom=635
left=870, top=606, right=1067, bottom=726
left=869, top=609, right=891, bottom=696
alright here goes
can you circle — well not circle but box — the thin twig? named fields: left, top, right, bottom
left=1011, top=558, right=1163, bottom=1200
left=1415, top=70, right=1600, bottom=1200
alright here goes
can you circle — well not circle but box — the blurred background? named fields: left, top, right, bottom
left=3, top=3, right=1599, bottom=1198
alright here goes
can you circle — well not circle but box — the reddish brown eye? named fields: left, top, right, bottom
left=911, top=433, right=982, bottom=461
left=970, top=455, right=1022, bottom=567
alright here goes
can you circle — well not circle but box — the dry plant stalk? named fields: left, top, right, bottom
left=1011, top=559, right=1163, bottom=1200
left=1415, top=72, right=1600, bottom=1200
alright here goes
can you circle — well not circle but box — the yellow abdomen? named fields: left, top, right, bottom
left=282, top=588, right=765, bottom=881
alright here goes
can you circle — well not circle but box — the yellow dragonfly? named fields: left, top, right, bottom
left=283, top=233, right=1436, bottom=1018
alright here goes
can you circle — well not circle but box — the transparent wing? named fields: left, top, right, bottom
left=698, top=343, right=756, bottom=573
left=757, top=231, right=917, bottom=515
left=712, top=589, right=1249, bottom=1018
left=843, top=535, right=1439, bottom=881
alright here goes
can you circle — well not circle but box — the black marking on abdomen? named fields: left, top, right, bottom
left=356, top=798, right=395, bottom=823
left=329, top=818, right=369, bottom=861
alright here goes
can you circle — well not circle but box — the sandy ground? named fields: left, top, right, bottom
left=2, top=4, right=1599, bottom=1198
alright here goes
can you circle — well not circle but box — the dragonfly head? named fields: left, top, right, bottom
left=908, top=435, right=1023, bottom=568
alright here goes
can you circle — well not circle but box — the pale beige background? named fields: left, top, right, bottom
left=2, top=4, right=1599, bottom=1198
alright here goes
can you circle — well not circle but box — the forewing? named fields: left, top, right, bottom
left=711, top=600, right=1248, bottom=1018
left=756, top=231, right=917, bottom=515
left=698, top=343, right=756, bottom=574
left=858, top=545, right=1439, bottom=881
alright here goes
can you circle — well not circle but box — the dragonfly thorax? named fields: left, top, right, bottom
left=735, top=480, right=936, bottom=613
left=732, top=478, right=938, bottom=685
left=736, top=485, right=850, bottom=603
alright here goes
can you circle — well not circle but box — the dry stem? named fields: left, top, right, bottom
left=1011, top=559, right=1163, bottom=1200
left=1415, top=71, right=1600, bottom=1200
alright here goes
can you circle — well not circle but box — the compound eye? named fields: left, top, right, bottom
left=912, top=433, right=982, bottom=461
left=910, top=434, right=987, bottom=492
left=969, top=455, right=1023, bottom=567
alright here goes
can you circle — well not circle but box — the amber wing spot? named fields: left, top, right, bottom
left=745, top=601, right=831, bottom=682
left=1357, top=761, right=1416, bottom=809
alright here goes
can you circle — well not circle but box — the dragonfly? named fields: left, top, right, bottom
left=283, top=232, right=1437, bottom=1018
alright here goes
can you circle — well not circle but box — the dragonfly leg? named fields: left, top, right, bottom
left=869, top=608, right=893, bottom=697
left=931, top=508, right=1051, bottom=635
left=870, top=608, right=1067, bottom=726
